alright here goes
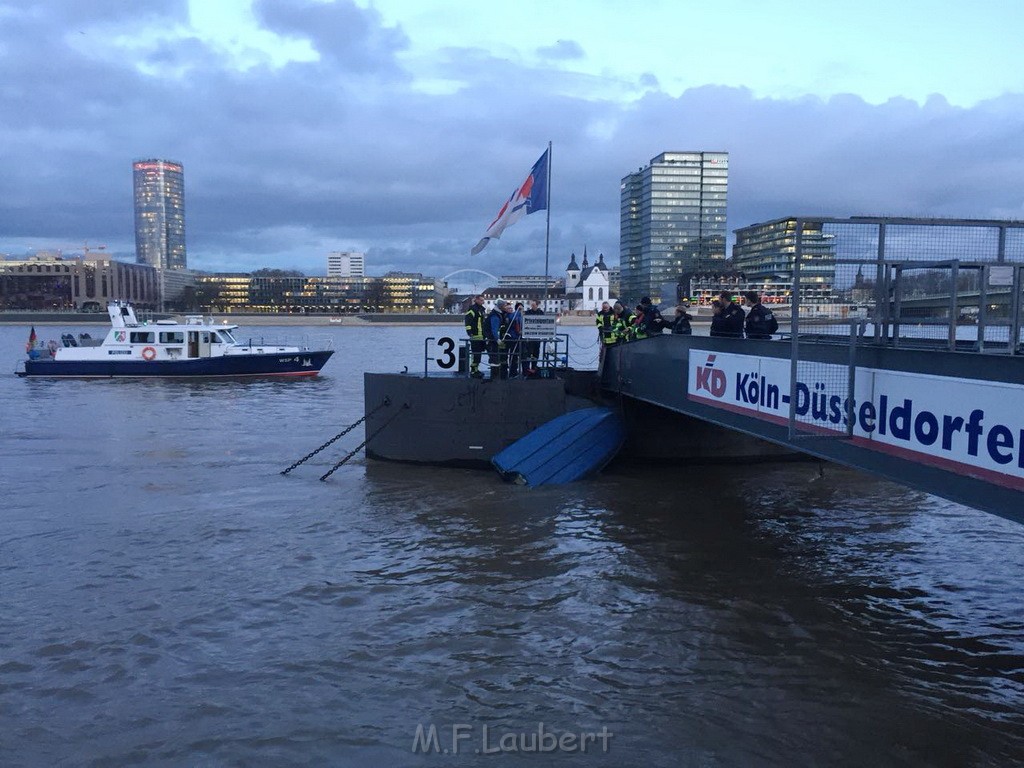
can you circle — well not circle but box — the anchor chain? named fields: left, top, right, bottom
left=319, top=403, right=409, bottom=482
left=281, top=397, right=390, bottom=475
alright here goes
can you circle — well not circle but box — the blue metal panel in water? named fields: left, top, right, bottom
left=491, top=407, right=625, bottom=486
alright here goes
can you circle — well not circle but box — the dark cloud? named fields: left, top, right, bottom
left=536, top=40, right=584, bottom=61
left=1, top=2, right=1022, bottom=278
left=252, top=0, right=407, bottom=73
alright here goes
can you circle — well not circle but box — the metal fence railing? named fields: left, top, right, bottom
left=786, top=217, right=1024, bottom=439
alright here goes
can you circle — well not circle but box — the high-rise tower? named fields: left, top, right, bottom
left=133, top=159, right=186, bottom=270
left=619, top=151, right=727, bottom=303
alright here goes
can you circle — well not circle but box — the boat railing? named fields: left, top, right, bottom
left=423, top=334, right=571, bottom=378
left=234, top=334, right=333, bottom=351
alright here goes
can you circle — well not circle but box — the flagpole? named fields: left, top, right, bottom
left=544, top=141, right=552, bottom=310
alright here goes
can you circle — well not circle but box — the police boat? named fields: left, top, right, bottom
left=16, top=302, right=334, bottom=378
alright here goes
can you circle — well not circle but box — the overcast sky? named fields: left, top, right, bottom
left=1, top=0, right=1022, bottom=280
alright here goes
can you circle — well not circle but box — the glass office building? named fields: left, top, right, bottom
left=619, top=151, right=728, bottom=303
left=732, top=218, right=836, bottom=292
left=133, top=159, right=187, bottom=270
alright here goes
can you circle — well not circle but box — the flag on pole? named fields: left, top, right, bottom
left=471, top=149, right=549, bottom=256
left=25, top=325, right=37, bottom=355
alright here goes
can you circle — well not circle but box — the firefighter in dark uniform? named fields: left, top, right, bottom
left=464, top=295, right=486, bottom=378
left=612, top=302, right=636, bottom=342
left=485, top=299, right=510, bottom=379
left=595, top=301, right=617, bottom=362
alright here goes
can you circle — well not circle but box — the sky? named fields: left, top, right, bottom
left=1, top=0, right=1023, bottom=282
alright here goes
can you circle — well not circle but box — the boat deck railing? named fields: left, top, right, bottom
left=423, top=334, right=571, bottom=378
left=234, top=334, right=334, bottom=351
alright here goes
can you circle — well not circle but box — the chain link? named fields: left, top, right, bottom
left=319, top=403, right=409, bottom=482
left=280, top=398, right=390, bottom=475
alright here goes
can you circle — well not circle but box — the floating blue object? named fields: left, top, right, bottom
left=491, top=407, right=625, bottom=487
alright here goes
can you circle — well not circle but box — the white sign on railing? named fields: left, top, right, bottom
left=988, top=265, right=1015, bottom=287
left=522, top=315, right=557, bottom=339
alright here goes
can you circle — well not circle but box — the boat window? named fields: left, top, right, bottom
left=210, top=332, right=224, bottom=343
left=159, top=331, right=185, bottom=344
left=218, top=329, right=236, bottom=343
left=129, top=331, right=155, bottom=343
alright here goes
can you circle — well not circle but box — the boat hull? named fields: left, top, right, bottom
left=18, top=350, right=334, bottom=378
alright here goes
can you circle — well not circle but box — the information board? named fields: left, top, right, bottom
left=522, top=315, right=557, bottom=339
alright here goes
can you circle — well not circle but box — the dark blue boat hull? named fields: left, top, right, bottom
left=491, top=406, right=625, bottom=486
left=18, top=350, right=334, bottom=378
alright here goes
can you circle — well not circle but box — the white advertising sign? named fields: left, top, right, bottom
left=687, top=349, right=1024, bottom=490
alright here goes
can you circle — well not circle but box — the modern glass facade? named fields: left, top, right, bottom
left=619, top=151, right=728, bottom=303
left=195, top=273, right=442, bottom=313
left=732, top=218, right=836, bottom=293
left=133, top=159, right=186, bottom=270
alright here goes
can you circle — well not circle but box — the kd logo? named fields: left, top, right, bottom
left=695, top=366, right=726, bottom=397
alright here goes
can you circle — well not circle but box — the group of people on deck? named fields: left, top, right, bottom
left=466, top=289, right=780, bottom=378
left=594, top=290, right=779, bottom=358
left=463, top=295, right=544, bottom=380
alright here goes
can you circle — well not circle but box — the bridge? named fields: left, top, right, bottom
left=602, top=217, right=1024, bottom=523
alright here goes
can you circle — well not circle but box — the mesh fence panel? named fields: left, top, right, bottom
left=787, top=218, right=1024, bottom=438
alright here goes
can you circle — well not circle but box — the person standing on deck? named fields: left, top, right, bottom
left=716, top=291, right=746, bottom=338
left=523, top=299, right=544, bottom=375
left=486, top=299, right=510, bottom=379
left=464, top=295, right=486, bottom=378
left=596, top=301, right=617, bottom=362
left=743, top=291, right=779, bottom=339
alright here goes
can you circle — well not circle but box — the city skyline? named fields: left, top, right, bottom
left=1, top=1, right=1022, bottom=277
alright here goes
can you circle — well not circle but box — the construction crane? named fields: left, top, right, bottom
left=59, top=242, right=107, bottom=258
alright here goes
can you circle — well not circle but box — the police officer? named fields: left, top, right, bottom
left=464, top=294, right=486, bottom=378
left=716, top=291, right=745, bottom=338
left=637, top=296, right=664, bottom=337
left=743, top=291, right=778, bottom=339
left=595, top=301, right=617, bottom=361
left=485, top=299, right=509, bottom=379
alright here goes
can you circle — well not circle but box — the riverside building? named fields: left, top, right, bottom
left=620, top=151, right=728, bottom=304
left=732, top=218, right=837, bottom=298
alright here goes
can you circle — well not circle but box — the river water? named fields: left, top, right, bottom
left=1, top=323, right=1023, bottom=767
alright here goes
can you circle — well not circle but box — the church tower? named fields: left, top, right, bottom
left=566, top=251, right=580, bottom=291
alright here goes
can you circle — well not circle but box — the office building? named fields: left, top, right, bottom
left=194, top=272, right=442, bottom=313
left=732, top=218, right=836, bottom=294
left=133, top=159, right=186, bottom=270
left=619, top=151, right=728, bottom=303
left=0, top=252, right=159, bottom=310
left=327, top=251, right=365, bottom=277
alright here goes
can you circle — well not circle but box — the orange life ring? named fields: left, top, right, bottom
left=141, top=346, right=157, bottom=361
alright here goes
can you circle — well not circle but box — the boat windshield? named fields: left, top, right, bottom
left=216, top=329, right=236, bottom=344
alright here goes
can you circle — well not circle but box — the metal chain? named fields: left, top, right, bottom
left=319, top=403, right=409, bottom=482
left=281, top=398, right=390, bottom=475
